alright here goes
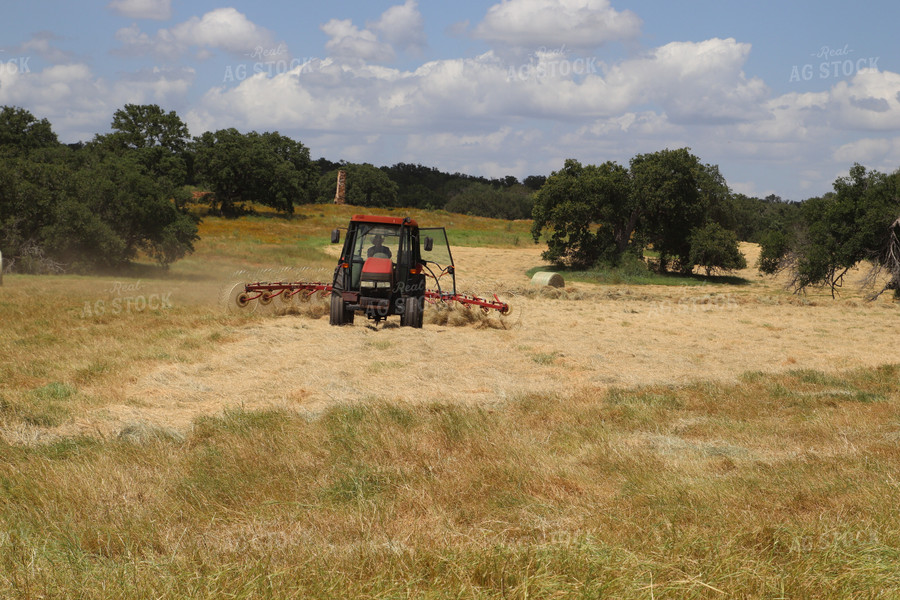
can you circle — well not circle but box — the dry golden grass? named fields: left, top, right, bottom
left=2, top=212, right=900, bottom=598
left=1, top=367, right=899, bottom=597
left=46, top=241, right=891, bottom=440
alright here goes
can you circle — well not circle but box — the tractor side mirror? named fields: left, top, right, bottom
left=424, top=237, right=433, bottom=252
left=331, top=229, right=340, bottom=244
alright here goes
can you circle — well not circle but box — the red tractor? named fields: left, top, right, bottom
left=228, top=214, right=510, bottom=326
left=328, top=215, right=431, bottom=327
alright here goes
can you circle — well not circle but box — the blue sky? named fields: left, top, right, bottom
left=1, top=0, right=899, bottom=201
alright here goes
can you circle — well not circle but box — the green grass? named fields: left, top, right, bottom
left=195, top=204, right=535, bottom=262
left=46, top=203, right=534, bottom=283
left=1, top=366, right=899, bottom=598
left=526, top=263, right=752, bottom=287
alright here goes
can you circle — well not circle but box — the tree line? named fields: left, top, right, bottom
left=530, top=150, right=749, bottom=275
left=1, top=103, right=897, bottom=299
left=758, top=164, right=900, bottom=299
left=531, top=150, right=899, bottom=295
left=0, top=105, right=199, bottom=273
left=0, top=103, right=541, bottom=273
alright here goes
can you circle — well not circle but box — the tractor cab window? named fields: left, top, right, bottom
left=354, top=225, right=400, bottom=262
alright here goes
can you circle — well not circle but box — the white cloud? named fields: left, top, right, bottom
left=113, top=66, right=196, bottom=105
left=108, top=0, right=172, bottom=20
left=575, top=112, right=681, bottom=138
left=186, top=61, right=374, bottom=134
left=603, top=38, right=770, bottom=124
left=170, top=8, right=277, bottom=55
left=0, top=63, right=98, bottom=112
left=722, top=69, right=900, bottom=169
left=829, top=70, right=900, bottom=130
left=115, top=8, right=281, bottom=60
left=833, top=138, right=892, bottom=163
left=320, top=2, right=427, bottom=63
left=473, top=0, right=641, bottom=50
left=114, top=23, right=156, bottom=56
left=369, top=0, right=426, bottom=53
left=737, top=91, right=828, bottom=144
left=0, top=63, right=115, bottom=140
left=184, top=35, right=774, bottom=143
left=0, top=60, right=195, bottom=140
left=15, top=31, right=77, bottom=64
left=833, top=137, right=900, bottom=172
left=321, top=19, right=395, bottom=63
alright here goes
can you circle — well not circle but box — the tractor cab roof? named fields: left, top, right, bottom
left=350, top=215, right=418, bottom=228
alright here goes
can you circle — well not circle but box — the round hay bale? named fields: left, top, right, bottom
left=531, top=271, right=565, bottom=288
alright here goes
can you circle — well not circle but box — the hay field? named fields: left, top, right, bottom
left=68, top=242, right=900, bottom=437
left=1, top=209, right=899, bottom=598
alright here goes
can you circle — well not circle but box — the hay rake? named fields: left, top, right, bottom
left=226, top=281, right=509, bottom=315
left=223, top=215, right=511, bottom=323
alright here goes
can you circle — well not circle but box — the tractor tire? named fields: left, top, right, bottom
left=401, top=296, right=423, bottom=328
left=330, top=292, right=345, bottom=326
left=330, top=292, right=354, bottom=326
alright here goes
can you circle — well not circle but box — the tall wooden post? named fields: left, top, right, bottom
left=333, top=169, right=347, bottom=205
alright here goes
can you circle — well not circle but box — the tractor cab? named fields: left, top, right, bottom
left=330, top=215, right=431, bottom=327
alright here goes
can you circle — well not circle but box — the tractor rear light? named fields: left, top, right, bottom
left=341, top=263, right=349, bottom=269
left=410, top=264, right=422, bottom=275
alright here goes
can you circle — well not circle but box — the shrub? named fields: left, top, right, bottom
left=688, top=222, right=747, bottom=275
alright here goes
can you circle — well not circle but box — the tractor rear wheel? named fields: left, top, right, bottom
left=330, top=292, right=354, bottom=326
left=401, top=296, right=423, bottom=328
left=330, top=293, right=345, bottom=325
